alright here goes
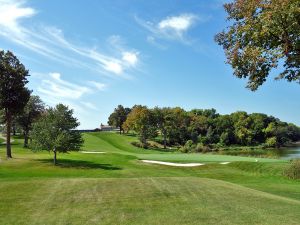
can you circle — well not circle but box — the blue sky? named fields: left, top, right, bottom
left=0, top=0, right=299, bottom=129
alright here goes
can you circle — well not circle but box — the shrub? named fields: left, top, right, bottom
left=195, top=143, right=203, bottom=153
left=180, top=140, right=194, bottom=153
left=131, top=141, right=148, bottom=149
left=195, top=143, right=211, bottom=153
left=284, top=160, right=300, bottom=179
left=265, top=137, right=277, bottom=148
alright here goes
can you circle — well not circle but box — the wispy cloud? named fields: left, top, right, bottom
left=38, top=73, right=91, bottom=100
left=36, top=72, right=103, bottom=116
left=80, top=102, right=98, bottom=110
left=88, top=81, right=107, bottom=91
left=0, top=0, right=35, bottom=34
left=136, top=13, right=202, bottom=44
left=0, top=0, right=141, bottom=77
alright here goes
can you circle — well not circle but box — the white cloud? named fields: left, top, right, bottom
left=146, top=36, right=167, bottom=50
left=136, top=13, right=201, bottom=44
left=0, top=0, right=141, bottom=77
left=88, top=81, right=107, bottom=91
left=34, top=72, right=101, bottom=128
left=103, top=61, right=123, bottom=75
left=158, top=14, right=196, bottom=34
left=80, top=102, right=97, bottom=110
left=122, top=51, right=138, bottom=66
left=0, top=0, right=35, bottom=34
left=38, top=72, right=91, bottom=100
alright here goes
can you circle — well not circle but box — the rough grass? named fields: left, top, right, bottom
left=0, top=132, right=299, bottom=225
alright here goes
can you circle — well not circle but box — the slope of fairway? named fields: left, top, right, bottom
left=0, top=177, right=299, bottom=225
left=84, top=132, right=284, bottom=163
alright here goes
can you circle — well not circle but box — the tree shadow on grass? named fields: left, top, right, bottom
left=124, top=133, right=137, bottom=137
left=36, top=158, right=122, bottom=170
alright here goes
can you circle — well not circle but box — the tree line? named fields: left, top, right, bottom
left=0, top=50, right=83, bottom=164
left=109, top=105, right=300, bottom=150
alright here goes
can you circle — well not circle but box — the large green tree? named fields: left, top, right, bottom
left=216, top=0, right=300, bottom=90
left=17, top=95, right=45, bottom=148
left=123, top=106, right=157, bottom=147
left=118, top=105, right=300, bottom=149
left=108, top=105, right=131, bottom=134
left=30, top=104, right=83, bottom=165
left=0, top=50, right=31, bottom=158
left=165, top=107, right=190, bottom=145
left=153, top=107, right=172, bottom=149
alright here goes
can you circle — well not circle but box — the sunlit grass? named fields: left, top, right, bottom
left=0, top=132, right=299, bottom=224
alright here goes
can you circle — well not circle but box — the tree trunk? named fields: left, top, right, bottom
left=12, top=124, right=16, bottom=136
left=53, top=148, right=57, bottom=165
left=163, top=131, right=167, bottom=149
left=6, top=110, right=12, bottom=159
left=119, top=126, right=122, bottom=134
left=24, top=130, right=29, bottom=148
left=141, top=135, right=147, bottom=148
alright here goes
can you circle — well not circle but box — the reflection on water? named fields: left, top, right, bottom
left=278, top=145, right=300, bottom=160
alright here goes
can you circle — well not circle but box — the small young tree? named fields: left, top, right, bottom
left=17, top=95, right=45, bottom=147
left=0, top=50, right=31, bottom=158
left=30, top=104, right=83, bottom=165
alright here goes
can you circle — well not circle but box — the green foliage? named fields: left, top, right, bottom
left=0, top=50, right=31, bottom=158
left=119, top=106, right=300, bottom=150
left=0, top=50, right=31, bottom=115
left=195, top=143, right=211, bottom=153
left=153, top=107, right=173, bottom=148
left=220, top=132, right=230, bottom=146
left=17, top=95, right=45, bottom=147
left=180, top=140, right=194, bottom=153
left=265, top=137, right=277, bottom=148
left=216, top=0, right=300, bottom=90
left=284, top=159, right=300, bottom=179
left=108, top=105, right=131, bottom=134
left=123, top=106, right=157, bottom=147
left=31, top=104, right=83, bottom=164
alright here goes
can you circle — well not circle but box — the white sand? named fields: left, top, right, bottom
left=220, top=162, right=231, bottom=165
left=80, top=151, right=105, bottom=154
left=141, top=160, right=204, bottom=167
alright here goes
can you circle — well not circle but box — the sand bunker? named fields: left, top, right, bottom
left=220, top=162, right=231, bottom=165
left=141, top=160, right=204, bottom=167
left=80, top=151, right=105, bottom=154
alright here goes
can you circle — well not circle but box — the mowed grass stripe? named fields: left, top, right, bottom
left=0, top=177, right=299, bottom=225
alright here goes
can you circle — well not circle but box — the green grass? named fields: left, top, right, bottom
left=0, top=132, right=299, bottom=224
left=1, top=177, right=300, bottom=225
left=86, top=132, right=285, bottom=162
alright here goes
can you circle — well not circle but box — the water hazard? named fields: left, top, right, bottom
left=278, top=145, right=300, bottom=160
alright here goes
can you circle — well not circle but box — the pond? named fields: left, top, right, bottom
left=278, top=145, right=300, bottom=160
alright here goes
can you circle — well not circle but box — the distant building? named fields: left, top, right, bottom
left=100, top=123, right=119, bottom=132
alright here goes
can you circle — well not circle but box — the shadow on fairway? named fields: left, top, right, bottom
left=37, top=158, right=122, bottom=170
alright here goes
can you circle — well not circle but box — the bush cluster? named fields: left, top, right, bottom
left=284, top=160, right=300, bottom=180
